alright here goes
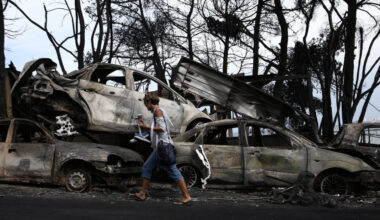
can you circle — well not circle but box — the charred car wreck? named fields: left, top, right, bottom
left=7, top=57, right=380, bottom=194
left=327, top=123, right=380, bottom=169
left=170, top=58, right=380, bottom=192
left=173, top=119, right=379, bottom=194
left=11, top=58, right=211, bottom=141
left=171, top=57, right=322, bottom=143
left=0, top=118, right=143, bottom=192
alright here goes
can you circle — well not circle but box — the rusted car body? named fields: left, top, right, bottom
left=11, top=58, right=211, bottom=136
left=0, top=118, right=143, bottom=192
left=172, top=119, right=378, bottom=194
left=328, top=123, right=380, bottom=169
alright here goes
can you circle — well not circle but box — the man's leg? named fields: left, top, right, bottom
left=176, top=178, right=191, bottom=203
left=165, top=164, right=191, bottom=204
left=131, top=152, right=157, bottom=200
left=134, top=178, right=150, bottom=200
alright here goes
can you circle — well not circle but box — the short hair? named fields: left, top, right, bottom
left=143, top=93, right=160, bottom=105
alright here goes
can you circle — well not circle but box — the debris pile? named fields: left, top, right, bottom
left=270, top=172, right=337, bottom=208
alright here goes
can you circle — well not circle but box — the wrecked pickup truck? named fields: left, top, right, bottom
left=11, top=58, right=211, bottom=138
left=0, top=118, right=143, bottom=192
left=173, top=119, right=379, bottom=194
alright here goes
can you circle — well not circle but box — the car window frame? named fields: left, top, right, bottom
left=357, top=125, right=380, bottom=147
left=243, top=122, right=298, bottom=150
left=87, top=64, right=129, bottom=89
left=0, top=120, right=12, bottom=143
left=129, top=69, right=186, bottom=103
left=199, top=121, right=244, bottom=146
left=12, top=120, right=55, bottom=145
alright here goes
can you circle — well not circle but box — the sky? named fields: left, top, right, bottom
left=4, top=0, right=380, bottom=123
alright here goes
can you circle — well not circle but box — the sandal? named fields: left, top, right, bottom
left=129, top=193, right=146, bottom=201
left=173, top=200, right=192, bottom=206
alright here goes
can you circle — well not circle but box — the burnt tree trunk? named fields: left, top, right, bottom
left=342, top=0, right=357, bottom=123
left=252, top=0, right=263, bottom=76
left=186, top=0, right=195, bottom=60
left=75, top=0, right=85, bottom=69
left=0, top=0, right=6, bottom=118
left=273, top=0, right=288, bottom=98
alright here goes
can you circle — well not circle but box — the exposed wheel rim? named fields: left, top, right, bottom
left=320, top=174, right=348, bottom=195
left=67, top=171, right=88, bottom=191
left=179, top=165, right=198, bottom=188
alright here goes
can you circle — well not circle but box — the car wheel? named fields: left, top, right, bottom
left=65, top=168, right=92, bottom=192
left=319, top=173, right=349, bottom=195
left=179, top=165, right=198, bottom=188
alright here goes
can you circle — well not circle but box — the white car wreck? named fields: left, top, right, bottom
left=11, top=59, right=211, bottom=137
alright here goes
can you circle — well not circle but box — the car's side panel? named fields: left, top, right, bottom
left=77, top=80, right=136, bottom=132
left=4, top=143, right=55, bottom=180
left=244, top=146, right=307, bottom=186
left=202, top=144, right=243, bottom=183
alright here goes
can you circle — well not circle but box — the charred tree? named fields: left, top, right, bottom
left=0, top=0, right=5, bottom=118
left=272, top=0, right=288, bottom=98
left=252, top=0, right=264, bottom=76
left=342, top=0, right=357, bottom=123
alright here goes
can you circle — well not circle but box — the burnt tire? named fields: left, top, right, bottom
left=315, top=173, right=349, bottom=195
left=65, top=168, right=92, bottom=192
left=179, top=165, right=198, bottom=188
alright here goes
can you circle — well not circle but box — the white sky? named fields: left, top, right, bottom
left=4, top=0, right=380, bottom=122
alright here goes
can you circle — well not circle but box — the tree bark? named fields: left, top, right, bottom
left=252, top=0, right=263, bottom=76
left=273, top=0, right=288, bottom=98
left=186, top=0, right=195, bottom=60
left=0, top=0, right=6, bottom=118
left=75, top=0, right=85, bottom=69
left=342, top=0, right=357, bottom=123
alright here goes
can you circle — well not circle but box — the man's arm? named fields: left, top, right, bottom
left=138, top=109, right=164, bottom=132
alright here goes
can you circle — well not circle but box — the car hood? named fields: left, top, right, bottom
left=310, top=146, right=376, bottom=171
left=11, top=58, right=78, bottom=95
left=55, top=141, right=144, bottom=163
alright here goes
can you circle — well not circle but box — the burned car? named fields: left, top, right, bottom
left=173, top=119, right=378, bottom=194
left=0, top=118, right=143, bottom=192
left=328, top=122, right=380, bottom=169
left=11, top=58, right=211, bottom=137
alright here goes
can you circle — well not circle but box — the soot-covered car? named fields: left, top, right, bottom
left=172, top=119, right=378, bottom=194
left=327, top=122, right=380, bottom=169
left=11, top=58, right=211, bottom=137
left=0, top=118, right=143, bottom=192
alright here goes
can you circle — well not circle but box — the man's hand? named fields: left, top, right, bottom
left=138, top=118, right=149, bottom=129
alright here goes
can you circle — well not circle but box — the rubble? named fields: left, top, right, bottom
left=270, top=172, right=337, bottom=208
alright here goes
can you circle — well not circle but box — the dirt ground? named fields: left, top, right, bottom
left=0, top=182, right=379, bottom=208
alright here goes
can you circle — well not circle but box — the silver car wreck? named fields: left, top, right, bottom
left=172, top=119, right=378, bottom=194
left=0, top=118, right=143, bottom=192
left=11, top=58, right=211, bottom=137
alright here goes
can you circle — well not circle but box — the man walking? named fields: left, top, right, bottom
left=130, top=93, right=192, bottom=205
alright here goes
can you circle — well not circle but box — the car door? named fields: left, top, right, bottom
left=199, top=122, right=244, bottom=184
left=243, top=123, right=307, bottom=186
left=131, top=70, right=184, bottom=134
left=4, top=120, right=55, bottom=181
left=76, top=66, right=136, bottom=132
left=0, top=120, right=11, bottom=177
